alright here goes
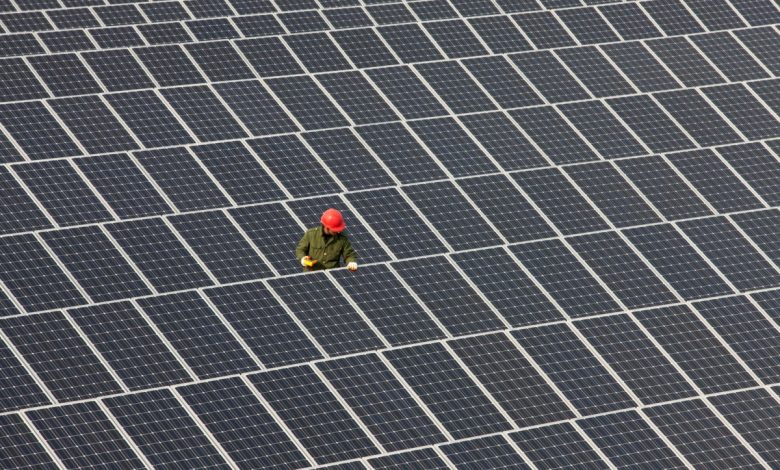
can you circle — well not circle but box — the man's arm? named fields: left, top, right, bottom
left=295, top=231, right=310, bottom=261
left=342, top=237, right=357, bottom=264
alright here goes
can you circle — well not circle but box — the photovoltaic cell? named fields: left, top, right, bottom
left=462, top=55, right=542, bottom=109
left=578, top=411, right=687, bottom=470
left=303, top=129, right=394, bottom=190
left=607, top=95, right=694, bottom=153
left=28, top=54, right=102, bottom=97
left=266, top=75, right=350, bottom=130
left=317, top=72, right=400, bottom=125
left=249, top=134, right=342, bottom=198
left=414, top=61, right=497, bottom=114
left=690, top=32, right=769, bottom=82
left=69, top=301, right=191, bottom=390
left=284, top=33, right=352, bottom=73
left=332, top=29, right=398, bottom=68
left=511, top=51, right=591, bottom=103
left=178, top=377, right=310, bottom=469
left=602, top=42, right=680, bottom=93
left=75, top=153, right=172, bottom=219
left=511, top=422, right=609, bottom=470
left=635, top=305, right=757, bottom=394
left=378, top=24, right=444, bottom=63
left=106, top=218, right=213, bottom=293
left=709, top=389, right=780, bottom=465
left=1, top=311, right=122, bottom=401
left=452, top=248, right=562, bottom=326
left=450, top=333, right=575, bottom=427
left=191, top=141, right=287, bottom=204
left=702, top=84, right=780, bottom=141
left=235, top=37, right=304, bottom=77
left=731, top=210, right=780, bottom=266
left=441, top=435, right=530, bottom=469
left=616, top=156, right=712, bottom=221
left=364, top=66, right=448, bottom=120
left=666, top=149, right=765, bottom=213
left=0, top=234, right=86, bottom=312
left=510, top=107, right=600, bottom=164
left=229, top=203, right=303, bottom=276
left=248, top=365, right=380, bottom=465
left=468, top=15, right=532, bottom=54
left=511, top=239, right=621, bottom=317
left=205, top=282, right=322, bottom=368
left=41, top=226, right=151, bottom=303
left=0, top=338, right=50, bottom=412
left=693, top=296, right=780, bottom=384
left=26, top=401, right=146, bottom=469
left=133, top=45, right=205, bottom=86
left=512, top=12, right=576, bottom=48
left=459, top=112, right=547, bottom=170
left=513, top=323, right=636, bottom=415
left=647, top=37, right=725, bottom=87
left=159, top=85, right=248, bottom=141
left=330, top=264, right=445, bottom=346
left=384, top=342, right=512, bottom=439
left=423, top=19, right=488, bottom=59
left=734, top=27, right=780, bottom=75
left=0, top=414, right=58, bottom=470
left=555, top=46, right=636, bottom=97
left=134, top=147, right=231, bottom=211
left=49, top=95, right=140, bottom=154
left=137, top=291, right=258, bottom=379
left=565, top=162, right=661, bottom=227
left=104, top=389, right=230, bottom=469
left=105, top=90, right=195, bottom=148
left=269, top=273, right=384, bottom=355
left=213, top=80, right=300, bottom=136
left=599, top=3, right=662, bottom=40
left=644, top=400, right=763, bottom=469
left=576, top=314, right=696, bottom=404
left=0, top=166, right=52, bottom=235
left=318, top=354, right=446, bottom=451
left=0, top=101, right=81, bottom=160
left=369, top=448, right=449, bottom=470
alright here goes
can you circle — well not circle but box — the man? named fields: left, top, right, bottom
left=296, top=208, right=358, bottom=272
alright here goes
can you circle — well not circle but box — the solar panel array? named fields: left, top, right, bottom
left=0, top=0, right=779, bottom=467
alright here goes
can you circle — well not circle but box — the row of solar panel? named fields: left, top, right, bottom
left=2, top=305, right=780, bottom=468
left=0, top=147, right=778, bottom=302
left=3, top=26, right=779, bottom=102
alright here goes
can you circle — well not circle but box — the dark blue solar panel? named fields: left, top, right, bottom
left=442, top=435, right=531, bottom=469
left=248, top=365, right=380, bottom=465
left=450, top=333, right=575, bottom=426
left=27, top=402, right=146, bottom=469
left=1, top=311, right=122, bottom=401
left=318, top=354, right=447, bottom=451
left=137, top=291, right=258, bottom=379
left=104, top=389, right=231, bottom=469
left=384, top=342, right=512, bottom=439
left=511, top=422, right=610, bottom=470
left=0, top=339, right=50, bottom=412
left=269, top=273, right=384, bottom=355
left=178, top=377, right=310, bottom=469
left=0, top=414, right=58, bottom=470
left=513, top=323, right=636, bottom=415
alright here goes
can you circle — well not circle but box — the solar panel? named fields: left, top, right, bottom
left=1, top=0, right=780, bottom=466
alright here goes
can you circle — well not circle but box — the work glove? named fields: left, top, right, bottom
left=301, top=256, right=317, bottom=268
left=347, top=262, right=358, bottom=272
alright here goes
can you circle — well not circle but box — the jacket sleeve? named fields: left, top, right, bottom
left=295, top=231, right=310, bottom=261
left=342, top=237, right=357, bottom=263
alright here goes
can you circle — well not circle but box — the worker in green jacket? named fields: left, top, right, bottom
left=296, top=208, right=358, bottom=272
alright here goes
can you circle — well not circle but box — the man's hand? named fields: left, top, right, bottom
left=347, top=262, right=358, bottom=272
left=301, top=256, right=317, bottom=268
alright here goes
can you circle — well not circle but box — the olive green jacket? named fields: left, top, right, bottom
left=295, top=226, right=357, bottom=271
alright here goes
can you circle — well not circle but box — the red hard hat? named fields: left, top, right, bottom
left=321, top=208, right=346, bottom=232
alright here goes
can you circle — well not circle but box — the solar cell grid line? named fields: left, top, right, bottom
left=268, top=273, right=386, bottom=356
left=729, top=0, right=780, bottom=26
left=363, top=65, right=449, bottom=120
left=678, top=217, right=780, bottom=292
left=510, top=422, right=613, bottom=470
left=316, top=353, right=448, bottom=452
left=382, top=342, right=513, bottom=440
left=554, top=46, right=637, bottom=99
left=510, top=50, right=592, bottom=103
left=414, top=60, right=497, bottom=114
left=190, top=140, right=289, bottom=205
left=709, top=388, right=780, bottom=465
left=702, top=83, right=780, bottom=141
left=39, top=225, right=153, bottom=303
left=283, top=32, right=353, bottom=73
left=510, top=239, right=623, bottom=317
left=68, top=300, right=194, bottom=390
left=0, top=310, right=125, bottom=402
left=730, top=210, right=780, bottom=267
left=0, top=413, right=60, bottom=470
left=368, top=447, right=450, bottom=469
left=24, top=401, right=148, bottom=470
left=654, top=89, right=745, bottom=148
left=633, top=305, right=759, bottom=394
left=448, top=332, right=576, bottom=428
left=461, top=55, right=543, bottom=109
left=102, top=388, right=232, bottom=469
left=452, top=247, right=564, bottom=327
left=391, top=255, right=508, bottom=335
left=440, top=434, right=532, bottom=469
left=510, top=106, right=601, bottom=164
left=574, top=314, right=698, bottom=405
left=667, top=148, right=767, bottom=213
left=0, top=329, right=52, bottom=412
left=467, top=15, right=533, bottom=54
left=692, top=296, right=780, bottom=386
left=0, top=101, right=82, bottom=160
left=0, top=166, right=53, bottom=235
left=577, top=410, right=690, bottom=470
left=623, top=223, right=734, bottom=300
left=248, top=364, right=382, bottom=465
left=732, top=27, right=780, bottom=76
left=103, top=90, right=196, bottom=148
left=514, top=320, right=642, bottom=412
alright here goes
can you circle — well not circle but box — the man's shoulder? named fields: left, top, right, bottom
left=304, top=226, right=321, bottom=237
